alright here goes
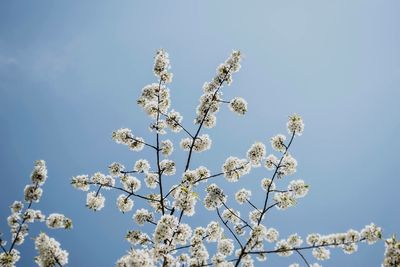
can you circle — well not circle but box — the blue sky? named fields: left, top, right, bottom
left=0, top=1, right=399, bottom=266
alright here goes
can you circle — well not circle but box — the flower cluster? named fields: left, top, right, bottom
left=0, top=161, right=71, bottom=267
left=34, top=233, right=68, bottom=267
left=382, top=235, right=400, bottom=267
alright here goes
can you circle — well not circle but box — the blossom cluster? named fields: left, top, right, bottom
left=0, top=161, right=71, bottom=267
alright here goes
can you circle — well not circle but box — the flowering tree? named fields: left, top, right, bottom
left=1, top=50, right=399, bottom=267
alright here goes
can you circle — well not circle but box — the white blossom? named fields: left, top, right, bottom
left=218, top=239, right=234, bottom=256
left=271, top=134, right=286, bottom=152
left=235, top=189, right=251, bottom=204
left=116, top=249, right=154, bottom=267
left=222, top=157, right=250, bottom=182
left=34, top=233, right=68, bottom=267
left=46, top=213, right=72, bottom=229
left=134, top=159, right=150, bottom=173
left=165, top=110, right=183, bottom=132
left=206, top=221, right=223, bottom=242
left=24, top=185, right=43, bottom=203
left=133, top=209, right=154, bottom=226
left=160, top=159, right=176, bottom=175
left=312, top=247, right=330, bottom=260
left=71, top=175, right=90, bottom=191
left=288, top=179, right=309, bottom=198
left=10, top=201, right=23, bottom=214
left=109, top=162, right=125, bottom=176
left=0, top=249, right=20, bottom=267
left=144, top=173, right=158, bottom=189
left=261, top=178, right=276, bottom=192
left=265, top=154, right=279, bottom=170
left=247, top=142, right=266, bottom=167
left=116, top=195, right=134, bottom=213
left=266, top=228, right=279, bottom=243
left=274, top=192, right=296, bottom=210
left=86, top=191, right=105, bottom=211
left=287, top=114, right=304, bottom=136
left=204, top=184, right=226, bottom=210
left=382, top=235, right=400, bottom=267
left=229, top=97, right=247, bottom=115
left=161, top=139, right=174, bottom=156
left=153, top=49, right=173, bottom=83
left=361, top=223, right=382, bottom=244
left=30, top=160, right=48, bottom=185
left=121, top=175, right=141, bottom=192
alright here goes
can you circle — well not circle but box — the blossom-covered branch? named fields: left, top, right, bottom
left=68, top=49, right=395, bottom=267
left=0, top=161, right=71, bottom=267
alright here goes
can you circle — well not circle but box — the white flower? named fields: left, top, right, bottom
left=249, top=210, right=262, bottom=225
left=229, top=97, right=247, bottom=115
left=30, top=160, right=48, bottom=185
left=361, top=223, right=382, bottom=244
left=24, top=185, right=43, bottom=203
left=261, top=178, right=276, bottom=192
left=204, top=184, right=226, bottom=210
left=218, top=239, right=234, bottom=256
left=288, top=179, right=309, bottom=198
left=134, top=159, right=150, bottom=173
left=86, top=191, right=105, bottom=211
left=180, top=137, right=192, bottom=151
left=279, top=154, right=297, bottom=177
left=153, top=49, right=173, bottom=83
left=206, top=221, right=223, bottom=242
left=235, top=189, right=251, bottom=204
left=287, top=233, right=303, bottom=247
left=312, top=247, right=330, bottom=260
left=275, top=240, right=293, bottom=256
left=109, top=162, right=124, bottom=176
left=116, top=249, right=154, bottom=267
left=116, top=195, right=134, bottom=213
left=266, top=228, right=279, bottom=243
left=161, top=139, right=174, bottom=156
left=287, top=114, right=304, bottom=136
left=382, top=235, right=400, bottom=267
left=10, top=201, right=23, bottom=214
left=222, top=157, right=250, bottom=182
left=274, top=192, right=296, bottom=210
left=121, top=175, right=141, bottom=192
left=34, top=233, right=68, bottom=267
left=125, top=230, right=151, bottom=246
left=306, top=233, right=322, bottom=246
left=46, top=213, right=72, bottom=229
left=222, top=209, right=241, bottom=225
left=175, top=223, right=193, bottom=245
left=247, top=142, right=266, bottom=167
left=0, top=249, right=20, bottom=267
left=172, top=186, right=197, bottom=216
left=71, top=175, right=90, bottom=191
left=271, top=134, right=286, bottom=152
left=153, top=215, right=179, bottom=244
left=133, top=209, right=154, bottom=226
left=265, top=154, right=279, bottom=170
left=145, top=173, right=158, bottom=189
left=165, top=110, right=183, bottom=132
left=193, top=134, right=212, bottom=152
left=160, top=159, right=176, bottom=175
left=91, top=172, right=115, bottom=188
left=343, top=242, right=358, bottom=254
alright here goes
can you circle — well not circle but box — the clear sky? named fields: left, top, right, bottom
left=0, top=1, right=399, bottom=266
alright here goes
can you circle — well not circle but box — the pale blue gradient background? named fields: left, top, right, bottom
left=0, top=1, right=399, bottom=266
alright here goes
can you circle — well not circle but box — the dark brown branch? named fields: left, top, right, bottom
left=216, top=207, right=243, bottom=249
